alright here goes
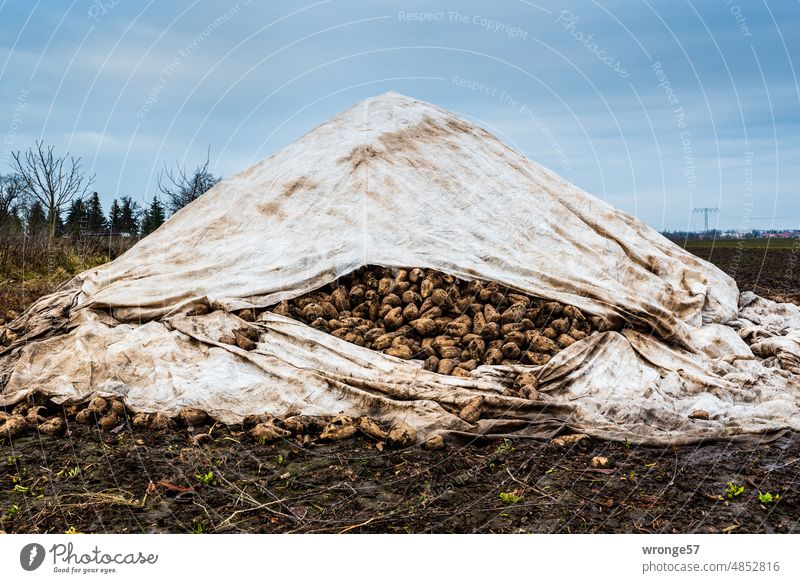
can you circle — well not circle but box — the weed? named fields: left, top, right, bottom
left=499, top=491, right=522, bottom=504
left=495, top=439, right=515, bottom=455
left=725, top=482, right=745, bottom=499
left=194, top=471, right=215, bottom=485
left=55, top=466, right=80, bottom=480
left=191, top=520, right=205, bottom=534
left=758, top=491, right=779, bottom=504
left=65, top=526, right=79, bottom=534
left=2, top=504, right=20, bottom=520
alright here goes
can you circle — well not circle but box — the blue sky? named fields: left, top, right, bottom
left=1, top=0, right=798, bottom=231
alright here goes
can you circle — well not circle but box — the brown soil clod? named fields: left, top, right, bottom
left=190, top=433, right=212, bottom=446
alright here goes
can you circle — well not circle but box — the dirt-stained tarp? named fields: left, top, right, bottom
left=1, top=93, right=799, bottom=444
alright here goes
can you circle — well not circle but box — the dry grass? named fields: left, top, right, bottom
left=0, top=231, right=134, bottom=316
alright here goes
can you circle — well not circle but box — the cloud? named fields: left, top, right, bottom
left=0, top=0, right=797, bottom=230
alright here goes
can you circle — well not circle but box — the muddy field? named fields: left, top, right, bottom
left=675, top=237, right=800, bottom=304
left=1, top=421, right=798, bottom=534
left=1, top=240, right=799, bottom=534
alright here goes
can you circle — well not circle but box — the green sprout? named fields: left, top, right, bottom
left=499, top=491, right=522, bottom=504
left=56, top=466, right=81, bottom=480
left=495, top=439, right=516, bottom=455
left=2, top=504, right=20, bottom=520
left=194, top=471, right=215, bottom=485
left=725, top=482, right=745, bottom=499
left=758, top=491, right=779, bottom=504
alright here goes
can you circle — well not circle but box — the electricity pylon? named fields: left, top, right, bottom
left=693, top=207, right=719, bottom=232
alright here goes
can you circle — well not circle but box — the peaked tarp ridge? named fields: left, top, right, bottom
left=1, top=92, right=798, bottom=444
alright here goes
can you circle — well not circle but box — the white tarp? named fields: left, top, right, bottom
left=1, top=93, right=799, bottom=444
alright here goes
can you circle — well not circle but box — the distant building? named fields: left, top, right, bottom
left=660, top=229, right=800, bottom=239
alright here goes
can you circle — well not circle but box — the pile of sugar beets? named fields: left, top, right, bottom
left=0, top=268, right=614, bottom=446
left=264, top=266, right=613, bottom=397
left=0, top=395, right=421, bottom=449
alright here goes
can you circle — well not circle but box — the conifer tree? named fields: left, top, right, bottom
left=85, top=192, right=107, bottom=232
left=140, top=195, right=166, bottom=236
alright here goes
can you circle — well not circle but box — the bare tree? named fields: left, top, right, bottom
left=158, top=149, right=221, bottom=215
left=11, top=141, right=95, bottom=238
left=0, top=173, right=25, bottom=225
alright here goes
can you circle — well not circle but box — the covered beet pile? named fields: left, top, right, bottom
left=268, top=266, right=610, bottom=376
left=2, top=92, right=800, bottom=445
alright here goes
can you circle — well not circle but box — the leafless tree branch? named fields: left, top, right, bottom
left=157, top=148, right=221, bottom=215
left=0, top=173, right=25, bottom=222
left=11, top=140, right=95, bottom=237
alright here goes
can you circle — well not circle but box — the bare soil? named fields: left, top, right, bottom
left=675, top=238, right=800, bottom=304
left=1, top=421, right=798, bottom=534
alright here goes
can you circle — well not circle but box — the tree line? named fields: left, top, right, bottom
left=0, top=141, right=220, bottom=239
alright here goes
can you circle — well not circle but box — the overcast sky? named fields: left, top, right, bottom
left=1, top=0, right=798, bottom=231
